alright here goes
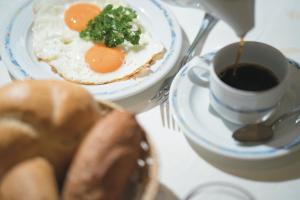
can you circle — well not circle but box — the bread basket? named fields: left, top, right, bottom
left=97, top=100, right=159, bottom=200
left=0, top=80, right=159, bottom=200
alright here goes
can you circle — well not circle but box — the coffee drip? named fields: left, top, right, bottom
left=235, top=37, right=245, bottom=65
left=233, top=37, right=245, bottom=75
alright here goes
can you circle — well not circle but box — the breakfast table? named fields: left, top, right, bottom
left=1, top=0, right=300, bottom=199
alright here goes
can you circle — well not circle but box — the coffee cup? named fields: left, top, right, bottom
left=188, top=41, right=289, bottom=124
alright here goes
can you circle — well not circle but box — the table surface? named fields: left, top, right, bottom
left=1, top=0, right=300, bottom=199
left=138, top=1, right=300, bottom=199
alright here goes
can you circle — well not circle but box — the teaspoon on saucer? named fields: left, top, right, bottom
left=233, top=105, right=300, bottom=143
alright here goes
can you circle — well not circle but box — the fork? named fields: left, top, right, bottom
left=151, top=13, right=218, bottom=130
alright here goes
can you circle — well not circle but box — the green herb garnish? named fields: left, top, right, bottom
left=80, top=4, right=142, bottom=48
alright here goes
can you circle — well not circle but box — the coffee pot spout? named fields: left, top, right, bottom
left=199, top=0, right=255, bottom=37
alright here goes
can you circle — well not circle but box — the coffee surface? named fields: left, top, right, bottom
left=218, top=63, right=279, bottom=91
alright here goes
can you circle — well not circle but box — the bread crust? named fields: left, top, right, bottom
left=0, top=80, right=159, bottom=200
left=0, top=157, right=59, bottom=200
left=0, top=80, right=101, bottom=180
left=63, top=111, right=146, bottom=200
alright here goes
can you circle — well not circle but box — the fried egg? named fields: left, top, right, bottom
left=32, top=0, right=165, bottom=84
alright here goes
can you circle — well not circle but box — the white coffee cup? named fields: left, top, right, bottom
left=188, top=41, right=289, bottom=125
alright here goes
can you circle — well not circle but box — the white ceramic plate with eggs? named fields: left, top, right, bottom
left=0, top=0, right=182, bottom=101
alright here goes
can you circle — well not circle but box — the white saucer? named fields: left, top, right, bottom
left=170, top=55, right=300, bottom=161
left=0, top=0, right=182, bottom=102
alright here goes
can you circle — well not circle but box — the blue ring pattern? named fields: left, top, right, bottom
left=4, top=0, right=178, bottom=96
left=4, top=2, right=30, bottom=77
left=171, top=57, right=300, bottom=156
left=210, top=91, right=277, bottom=114
left=150, top=0, right=176, bottom=74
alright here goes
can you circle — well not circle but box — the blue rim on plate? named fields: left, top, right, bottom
left=1, top=0, right=182, bottom=100
left=170, top=54, right=300, bottom=160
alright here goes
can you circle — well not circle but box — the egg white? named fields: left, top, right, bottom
left=32, top=0, right=165, bottom=84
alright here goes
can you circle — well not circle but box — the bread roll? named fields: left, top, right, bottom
left=63, top=111, right=146, bottom=200
left=0, top=157, right=59, bottom=200
left=0, top=80, right=101, bottom=180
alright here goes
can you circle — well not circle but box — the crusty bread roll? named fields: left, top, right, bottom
left=63, top=111, right=146, bottom=200
left=0, top=80, right=101, bottom=181
left=0, top=157, right=59, bottom=200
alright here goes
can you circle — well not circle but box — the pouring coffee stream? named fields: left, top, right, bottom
left=170, top=0, right=255, bottom=73
left=197, top=0, right=254, bottom=75
left=233, top=37, right=245, bottom=75
left=152, top=0, right=255, bottom=105
left=235, top=37, right=245, bottom=65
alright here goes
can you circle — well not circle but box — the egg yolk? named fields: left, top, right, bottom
left=85, top=44, right=125, bottom=73
left=64, top=3, right=101, bottom=32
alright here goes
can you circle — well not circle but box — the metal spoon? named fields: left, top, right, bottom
left=233, top=105, right=300, bottom=143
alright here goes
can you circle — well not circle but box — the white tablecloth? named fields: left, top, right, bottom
left=138, top=1, right=300, bottom=199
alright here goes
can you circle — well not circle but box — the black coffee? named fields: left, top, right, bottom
left=218, top=63, right=279, bottom=91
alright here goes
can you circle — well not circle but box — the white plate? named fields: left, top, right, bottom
left=0, top=61, right=11, bottom=86
left=170, top=54, right=300, bottom=160
left=0, top=0, right=182, bottom=101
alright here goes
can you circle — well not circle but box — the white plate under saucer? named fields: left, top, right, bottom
left=0, top=0, right=182, bottom=102
left=170, top=54, right=300, bottom=161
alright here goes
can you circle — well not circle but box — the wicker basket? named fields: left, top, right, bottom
left=97, top=100, right=159, bottom=200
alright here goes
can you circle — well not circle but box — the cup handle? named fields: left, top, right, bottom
left=188, top=60, right=211, bottom=87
